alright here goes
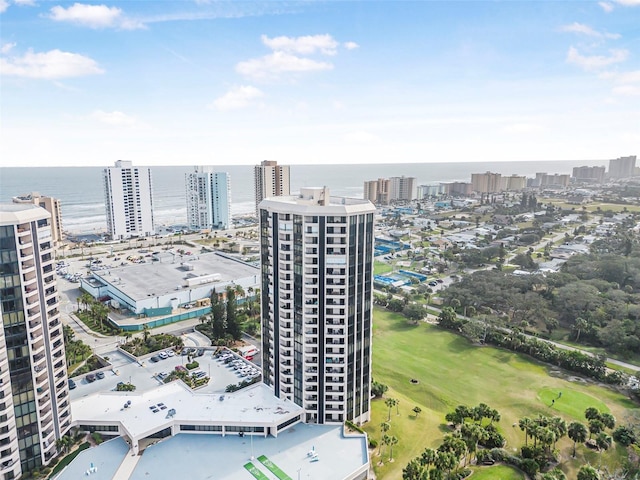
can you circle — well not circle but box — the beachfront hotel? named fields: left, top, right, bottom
left=254, top=160, right=290, bottom=215
left=103, top=161, right=155, bottom=240
left=185, top=167, right=232, bottom=231
left=0, top=204, right=71, bottom=477
left=259, top=187, right=375, bottom=425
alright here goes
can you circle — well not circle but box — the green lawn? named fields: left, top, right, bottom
left=366, top=308, right=639, bottom=479
left=470, top=464, right=524, bottom=480
left=374, top=261, right=394, bottom=276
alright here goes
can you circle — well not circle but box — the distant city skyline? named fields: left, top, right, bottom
left=1, top=1, right=639, bottom=167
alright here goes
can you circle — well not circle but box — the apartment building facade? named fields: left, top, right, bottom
left=103, top=160, right=155, bottom=240
left=186, top=168, right=231, bottom=231
left=11, top=193, right=63, bottom=246
left=0, top=204, right=71, bottom=477
left=254, top=161, right=290, bottom=215
left=259, top=188, right=375, bottom=425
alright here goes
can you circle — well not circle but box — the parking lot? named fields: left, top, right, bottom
left=69, top=347, right=261, bottom=400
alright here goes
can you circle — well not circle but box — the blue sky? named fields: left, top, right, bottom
left=1, top=1, right=638, bottom=167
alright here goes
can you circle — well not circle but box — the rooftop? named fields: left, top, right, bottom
left=92, top=251, right=259, bottom=301
left=131, top=424, right=368, bottom=480
left=72, top=382, right=303, bottom=440
left=0, top=203, right=48, bottom=225
left=56, top=425, right=368, bottom=480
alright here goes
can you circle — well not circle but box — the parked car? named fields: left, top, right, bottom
left=158, top=351, right=168, bottom=360
left=96, top=371, right=105, bottom=379
left=166, top=350, right=175, bottom=357
left=86, top=373, right=96, bottom=383
left=68, top=379, right=76, bottom=389
left=196, top=348, right=204, bottom=357
left=150, top=355, right=161, bottom=363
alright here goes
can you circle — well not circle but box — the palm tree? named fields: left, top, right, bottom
left=588, top=419, right=604, bottom=440
left=385, top=398, right=397, bottom=421
left=419, top=447, right=437, bottom=475
left=550, top=416, right=567, bottom=450
left=574, top=317, right=587, bottom=342
left=380, top=434, right=391, bottom=460
left=568, top=421, right=588, bottom=457
left=80, top=292, right=94, bottom=311
left=378, top=422, right=390, bottom=455
left=142, top=324, right=150, bottom=343
left=600, top=412, right=615, bottom=430
left=234, top=284, right=245, bottom=302
left=595, top=432, right=612, bottom=469
left=413, top=406, right=422, bottom=418
left=388, top=435, right=398, bottom=462
left=519, top=417, right=532, bottom=446
left=577, top=465, right=600, bottom=480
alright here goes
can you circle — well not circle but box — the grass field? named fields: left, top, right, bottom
left=470, top=464, right=524, bottom=479
left=365, top=308, right=639, bottom=479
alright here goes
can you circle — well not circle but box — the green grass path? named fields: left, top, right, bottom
left=257, top=455, right=292, bottom=480
left=243, top=462, right=271, bottom=480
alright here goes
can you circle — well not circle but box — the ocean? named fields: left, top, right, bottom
left=0, top=160, right=606, bottom=234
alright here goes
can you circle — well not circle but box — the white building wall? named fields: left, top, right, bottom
left=186, top=168, right=232, bottom=230
left=103, top=160, right=155, bottom=240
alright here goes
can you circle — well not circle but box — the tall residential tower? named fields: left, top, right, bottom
left=11, top=193, right=63, bottom=246
left=254, top=161, right=290, bottom=215
left=0, top=204, right=71, bottom=477
left=186, top=168, right=232, bottom=231
left=259, top=187, right=375, bottom=425
left=103, top=160, right=155, bottom=240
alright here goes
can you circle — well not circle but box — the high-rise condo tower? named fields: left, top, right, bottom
left=186, top=167, right=232, bottom=231
left=0, top=204, right=71, bottom=477
left=103, top=160, right=155, bottom=240
left=254, top=160, right=290, bottom=216
left=259, top=187, right=375, bottom=425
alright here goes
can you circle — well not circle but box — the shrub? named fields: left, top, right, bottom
left=371, top=380, right=388, bottom=398
left=369, top=439, right=378, bottom=449
left=91, top=432, right=103, bottom=445
left=612, top=426, right=637, bottom=446
left=186, top=361, right=199, bottom=370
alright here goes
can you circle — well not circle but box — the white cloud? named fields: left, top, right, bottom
left=599, top=1, right=614, bottom=11
left=236, top=51, right=333, bottom=79
left=501, top=123, right=543, bottom=134
left=566, top=46, right=628, bottom=71
left=49, top=3, right=144, bottom=30
left=261, top=34, right=339, bottom=56
left=1, top=42, right=16, bottom=54
left=343, top=130, right=378, bottom=143
left=14, top=0, right=36, bottom=5
left=0, top=48, right=104, bottom=79
left=615, top=70, right=640, bottom=83
left=612, top=85, right=640, bottom=96
left=0, top=0, right=9, bottom=13
left=560, top=22, right=620, bottom=39
left=90, top=110, right=143, bottom=127
left=332, top=100, right=344, bottom=110
left=344, top=41, right=359, bottom=50
left=613, top=0, right=640, bottom=5
left=211, top=85, right=264, bottom=111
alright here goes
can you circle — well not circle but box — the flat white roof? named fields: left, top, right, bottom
left=131, top=425, right=368, bottom=480
left=71, top=382, right=303, bottom=440
left=93, top=252, right=259, bottom=301
left=0, top=203, right=48, bottom=225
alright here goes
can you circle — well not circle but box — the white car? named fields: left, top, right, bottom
left=158, top=351, right=168, bottom=360
left=166, top=350, right=175, bottom=357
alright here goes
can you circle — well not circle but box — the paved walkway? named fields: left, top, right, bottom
left=112, top=448, right=141, bottom=479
